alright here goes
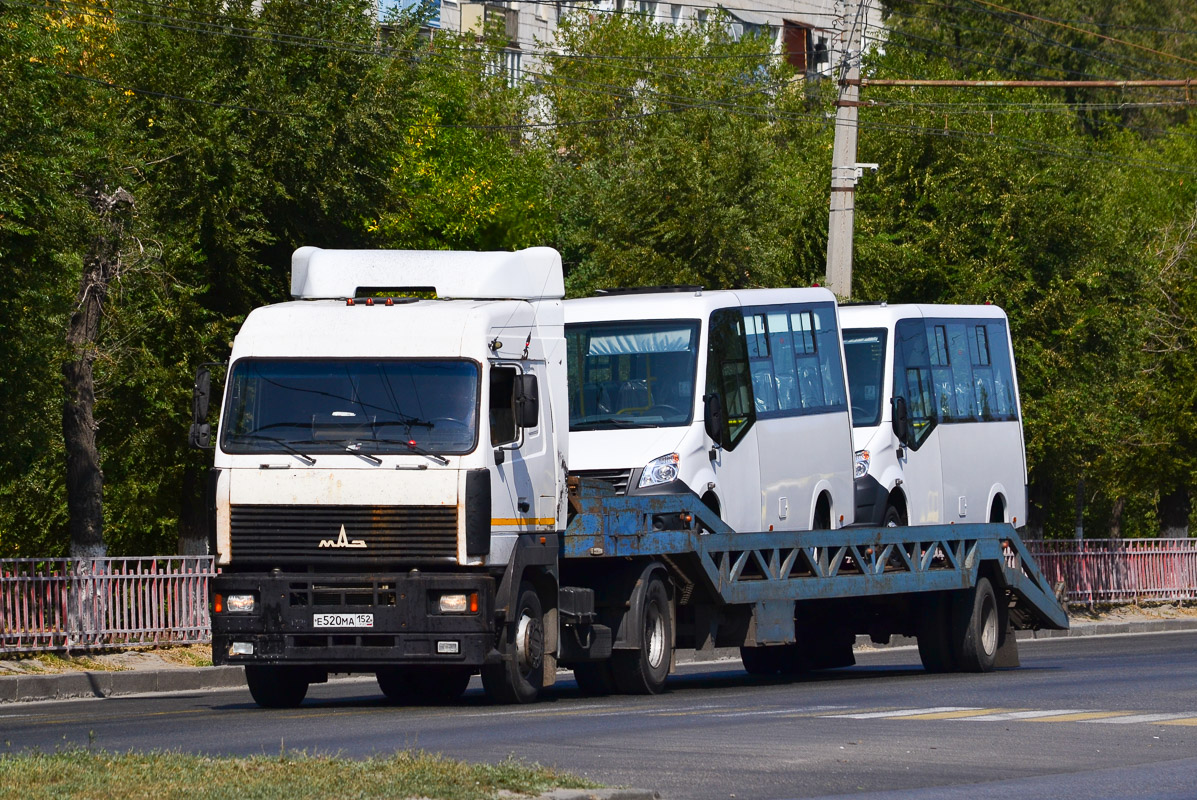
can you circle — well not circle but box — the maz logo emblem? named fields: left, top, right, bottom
left=319, top=524, right=366, bottom=549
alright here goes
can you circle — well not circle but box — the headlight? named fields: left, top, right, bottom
left=638, top=453, right=680, bottom=488
left=226, top=593, right=256, bottom=613
left=437, top=593, right=478, bottom=614
left=853, top=449, right=871, bottom=480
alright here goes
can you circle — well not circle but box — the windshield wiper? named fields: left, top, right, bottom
left=343, top=442, right=383, bottom=465
left=359, top=437, right=451, bottom=466
left=241, top=434, right=317, bottom=465
left=570, top=416, right=659, bottom=431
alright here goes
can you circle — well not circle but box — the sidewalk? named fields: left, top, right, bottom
left=3, top=607, right=1196, bottom=704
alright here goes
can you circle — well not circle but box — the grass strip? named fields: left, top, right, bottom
left=0, top=748, right=599, bottom=800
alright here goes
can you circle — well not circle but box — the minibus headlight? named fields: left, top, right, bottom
left=639, top=453, right=680, bottom=488
left=854, top=450, right=870, bottom=480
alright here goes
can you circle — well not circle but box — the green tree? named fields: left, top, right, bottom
left=540, top=12, right=831, bottom=295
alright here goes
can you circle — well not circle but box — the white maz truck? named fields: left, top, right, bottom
left=192, top=249, right=1066, bottom=708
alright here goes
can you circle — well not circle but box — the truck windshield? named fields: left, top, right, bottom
left=221, top=359, right=479, bottom=455
left=842, top=328, right=888, bottom=428
left=566, top=320, right=700, bottom=430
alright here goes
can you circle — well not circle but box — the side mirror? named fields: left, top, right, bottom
left=513, top=374, right=539, bottom=428
left=891, top=396, right=910, bottom=445
left=703, top=393, right=724, bottom=447
left=189, top=367, right=212, bottom=449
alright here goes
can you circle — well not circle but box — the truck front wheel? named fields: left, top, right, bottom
left=482, top=581, right=545, bottom=704
left=612, top=575, right=672, bottom=694
left=245, top=665, right=309, bottom=709
left=377, top=666, right=473, bottom=704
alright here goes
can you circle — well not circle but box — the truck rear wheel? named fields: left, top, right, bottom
left=481, top=581, right=545, bottom=704
left=954, top=577, right=1000, bottom=672
left=612, top=575, right=671, bottom=694
left=740, top=646, right=782, bottom=675
left=377, top=666, right=473, bottom=704
left=245, top=665, right=309, bottom=709
left=572, top=661, right=616, bottom=696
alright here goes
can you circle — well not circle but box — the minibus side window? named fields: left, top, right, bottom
left=923, top=318, right=1019, bottom=424
left=707, top=308, right=756, bottom=449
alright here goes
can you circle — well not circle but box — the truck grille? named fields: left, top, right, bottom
left=569, top=469, right=632, bottom=496
left=230, top=505, right=457, bottom=563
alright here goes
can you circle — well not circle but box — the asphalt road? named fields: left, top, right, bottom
left=3, top=631, right=1196, bottom=800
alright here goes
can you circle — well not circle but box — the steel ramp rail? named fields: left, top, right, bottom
left=563, top=488, right=1068, bottom=631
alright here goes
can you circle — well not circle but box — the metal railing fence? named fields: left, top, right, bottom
left=1023, top=539, right=1197, bottom=604
left=1, top=557, right=214, bottom=655
left=2, top=541, right=1195, bottom=654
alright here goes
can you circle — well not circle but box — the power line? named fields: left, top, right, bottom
left=962, top=0, right=1197, bottom=69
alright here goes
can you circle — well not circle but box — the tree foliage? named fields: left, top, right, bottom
left=2, top=0, right=1196, bottom=556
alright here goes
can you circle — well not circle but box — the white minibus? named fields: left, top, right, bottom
left=839, top=304, right=1027, bottom=528
left=565, top=287, right=854, bottom=533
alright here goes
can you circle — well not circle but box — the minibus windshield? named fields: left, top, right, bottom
left=566, top=320, right=700, bottom=430
left=221, top=359, right=479, bottom=456
left=843, top=328, right=888, bottom=428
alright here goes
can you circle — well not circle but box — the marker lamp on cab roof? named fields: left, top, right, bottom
left=854, top=450, right=870, bottom=480
left=639, top=453, right=680, bottom=488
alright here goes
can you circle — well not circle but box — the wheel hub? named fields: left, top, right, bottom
left=516, top=613, right=544, bottom=673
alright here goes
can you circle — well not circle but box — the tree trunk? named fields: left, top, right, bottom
left=1158, top=486, right=1191, bottom=539
left=1108, top=496, right=1125, bottom=539
left=1026, top=474, right=1052, bottom=540
left=63, top=186, right=135, bottom=559
left=177, top=463, right=210, bottom=555
left=1073, top=476, right=1085, bottom=541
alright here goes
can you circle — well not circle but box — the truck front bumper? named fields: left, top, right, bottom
left=211, top=571, right=497, bottom=670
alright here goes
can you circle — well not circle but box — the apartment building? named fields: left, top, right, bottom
left=382, top=0, right=883, bottom=85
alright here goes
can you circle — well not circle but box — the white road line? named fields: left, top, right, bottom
left=1084, top=713, right=1196, bottom=724
left=961, top=710, right=1086, bottom=721
left=828, top=706, right=979, bottom=719
left=710, top=705, right=849, bottom=718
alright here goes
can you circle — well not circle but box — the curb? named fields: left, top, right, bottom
left=4, top=617, right=1196, bottom=704
left=534, top=791, right=659, bottom=800
left=0, top=665, right=245, bottom=704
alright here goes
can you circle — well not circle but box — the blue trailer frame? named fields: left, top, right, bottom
left=563, top=483, right=1068, bottom=638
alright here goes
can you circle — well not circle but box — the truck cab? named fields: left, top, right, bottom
left=200, top=247, right=568, bottom=706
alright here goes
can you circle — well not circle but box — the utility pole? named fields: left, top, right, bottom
left=826, top=0, right=865, bottom=299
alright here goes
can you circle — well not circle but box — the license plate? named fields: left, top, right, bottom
left=313, top=613, right=374, bottom=628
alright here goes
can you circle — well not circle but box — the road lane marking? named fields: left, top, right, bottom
left=1085, top=713, right=1196, bottom=724
left=963, top=710, right=1085, bottom=721
left=710, top=705, right=849, bottom=718
left=1159, top=718, right=1197, bottom=726
left=1023, top=711, right=1136, bottom=722
left=895, top=708, right=1013, bottom=720
left=826, top=706, right=979, bottom=719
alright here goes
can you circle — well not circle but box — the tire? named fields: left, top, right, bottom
left=481, top=581, right=545, bottom=704
left=572, top=661, right=616, bottom=696
left=377, top=666, right=472, bottom=704
left=245, top=665, right=309, bottom=709
left=740, top=646, right=783, bottom=676
left=612, top=575, right=672, bottom=694
left=916, top=592, right=958, bottom=673
left=954, top=577, right=1001, bottom=673
left=882, top=505, right=904, bottom=528
left=813, top=497, right=831, bottom=530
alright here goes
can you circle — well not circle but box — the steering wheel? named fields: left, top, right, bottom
left=646, top=405, right=682, bottom=417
